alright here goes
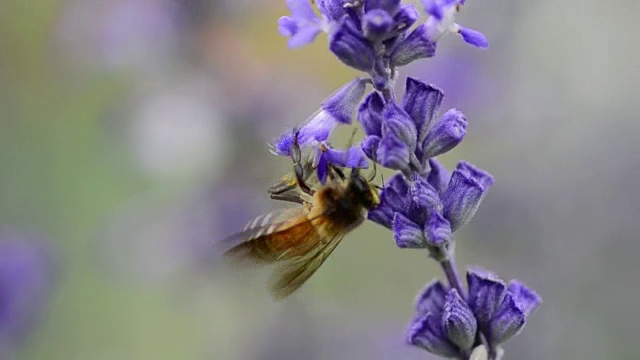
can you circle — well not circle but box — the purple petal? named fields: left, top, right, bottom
left=422, top=0, right=444, bottom=20
left=403, top=77, right=444, bottom=141
left=415, top=279, right=448, bottom=315
left=421, top=108, right=467, bottom=159
left=424, top=211, right=452, bottom=248
left=277, top=16, right=298, bottom=37
left=358, top=91, right=385, bottom=136
left=286, top=0, right=319, bottom=21
left=442, top=161, right=494, bottom=232
left=466, top=268, right=506, bottom=332
left=426, top=158, right=450, bottom=195
left=389, top=24, right=438, bottom=67
left=442, top=289, right=477, bottom=351
left=367, top=205, right=394, bottom=229
left=322, top=78, right=367, bottom=124
left=383, top=102, right=418, bottom=149
left=393, top=213, right=426, bottom=248
left=324, top=145, right=368, bottom=168
left=376, top=131, right=410, bottom=171
left=271, top=131, right=295, bottom=156
left=365, top=0, right=401, bottom=14
left=316, top=151, right=329, bottom=184
left=279, top=0, right=324, bottom=48
left=488, top=292, right=526, bottom=345
left=317, top=0, right=347, bottom=22
left=367, top=173, right=409, bottom=228
left=407, top=173, right=442, bottom=224
left=406, top=313, right=459, bottom=357
left=393, top=4, right=419, bottom=34
left=386, top=172, right=410, bottom=199
left=298, top=110, right=340, bottom=144
left=458, top=26, right=489, bottom=49
left=288, top=26, right=323, bottom=48
left=330, top=16, right=376, bottom=71
left=362, top=9, right=394, bottom=41
left=360, top=135, right=381, bottom=160
left=507, top=281, right=542, bottom=317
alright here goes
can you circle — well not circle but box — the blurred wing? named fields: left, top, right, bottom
left=268, top=220, right=347, bottom=300
left=223, top=207, right=317, bottom=264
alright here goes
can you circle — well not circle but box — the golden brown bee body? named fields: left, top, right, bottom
left=223, top=166, right=379, bottom=300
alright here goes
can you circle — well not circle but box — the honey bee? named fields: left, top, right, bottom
left=222, top=133, right=380, bottom=300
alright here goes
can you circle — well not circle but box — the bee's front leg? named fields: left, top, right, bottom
left=269, top=193, right=305, bottom=205
left=290, top=130, right=315, bottom=196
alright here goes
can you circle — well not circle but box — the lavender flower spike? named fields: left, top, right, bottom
left=271, top=1, right=540, bottom=357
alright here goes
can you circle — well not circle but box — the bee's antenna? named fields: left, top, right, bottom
left=367, top=161, right=377, bottom=182
left=347, top=127, right=358, bottom=148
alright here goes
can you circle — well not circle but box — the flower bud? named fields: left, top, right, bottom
left=443, top=161, right=494, bottom=231
left=330, top=16, right=376, bottom=71
left=442, top=289, right=477, bottom=352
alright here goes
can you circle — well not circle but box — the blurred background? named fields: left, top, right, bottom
left=0, top=0, right=638, bottom=359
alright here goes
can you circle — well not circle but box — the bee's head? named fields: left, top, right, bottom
left=349, top=169, right=380, bottom=209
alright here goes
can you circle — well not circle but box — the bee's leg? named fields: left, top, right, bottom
left=269, top=193, right=305, bottom=205
left=332, top=166, right=345, bottom=181
left=291, top=131, right=314, bottom=195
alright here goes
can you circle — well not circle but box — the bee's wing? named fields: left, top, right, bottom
left=224, top=205, right=348, bottom=299
left=220, top=207, right=306, bottom=255
left=268, top=222, right=347, bottom=300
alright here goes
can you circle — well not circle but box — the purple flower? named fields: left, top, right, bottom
left=362, top=9, right=394, bottom=41
left=330, top=16, right=377, bottom=71
left=442, top=289, right=477, bottom=352
left=271, top=1, right=539, bottom=357
left=271, top=78, right=368, bottom=182
left=403, top=77, right=444, bottom=142
left=407, top=281, right=459, bottom=357
left=421, top=0, right=489, bottom=49
left=376, top=103, right=417, bottom=171
left=278, top=0, right=329, bottom=48
left=316, top=0, right=348, bottom=23
left=358, top=91, right=385, bottom=137
left=368, top=173, right=409, bottom=228
left=272, top=78, right=366, bottom=156
left=424, top=211, right=452, bottom=248
left=361, top=0, right=418, bottom=42
left=442, top=161, right=494, bottom=231
left=389, top=24, right=437, bottom=67
left=0, top=229, right=56, bottom=351
left=426, top=158, right=450, bottom=195
left=393, top=212, right=425, bottom=248
left=421, top=108, right=467, bottom=159
left=316, top=144, right=368, bottom=183
left=407, top=270, right=541, bottom=357
left=467, top=268, right=542, bottom=347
